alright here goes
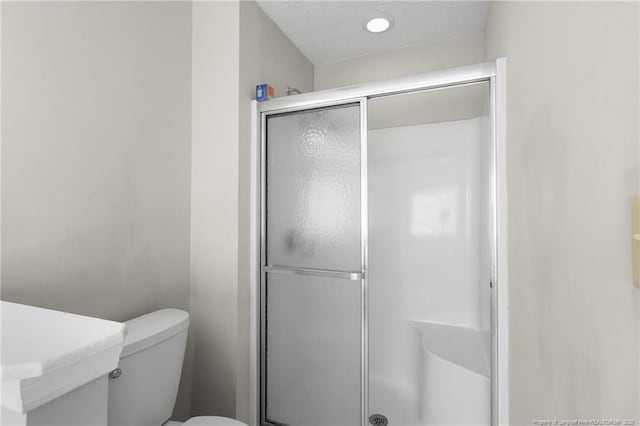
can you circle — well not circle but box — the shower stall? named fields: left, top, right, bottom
left=250, top=60, right=508, bottom=426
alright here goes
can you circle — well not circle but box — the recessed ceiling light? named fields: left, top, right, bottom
left=366, top=17, right=391, bottom=33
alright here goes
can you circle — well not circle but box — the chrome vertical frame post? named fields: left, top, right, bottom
left=490, top=74, right=499, bottom=426
left=359, top=97, right=369, bottom=426
left=259, top=111, right=267, bottom=426
left=495, top=57, right=509, bottom=426
left=488, top=58, right=509, bottom=426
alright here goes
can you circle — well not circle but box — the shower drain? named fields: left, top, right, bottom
left=369, top=414, right=389, bottom=426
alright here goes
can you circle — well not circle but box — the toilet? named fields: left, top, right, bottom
left=108, top=309, right=245, bottom=426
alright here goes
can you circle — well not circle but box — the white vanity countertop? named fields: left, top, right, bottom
left=1, top=301, right=126, bottom=413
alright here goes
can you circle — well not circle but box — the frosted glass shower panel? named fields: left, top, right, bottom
left=367, top=82, right=492, bottom=426
left=266, top=105, right=361, bottom=271
left=265, top=272, right=361, bottom=426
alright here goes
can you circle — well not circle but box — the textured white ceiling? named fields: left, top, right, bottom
left=256, top=1, right=489, bottom=65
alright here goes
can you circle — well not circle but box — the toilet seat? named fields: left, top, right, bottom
left=183, top=416, right=247, bottom=426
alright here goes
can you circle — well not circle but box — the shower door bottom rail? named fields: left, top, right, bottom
left=262, top=265, right=363, bottom=281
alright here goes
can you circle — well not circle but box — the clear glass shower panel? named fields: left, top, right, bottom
left=265, top=273, right=361, bottom=426
left=367, top=82, right=492, bottom=426
left=266, top=105, right=361, bottom=271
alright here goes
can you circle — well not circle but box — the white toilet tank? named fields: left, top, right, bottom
left=108, top=309, right=189, bottom=426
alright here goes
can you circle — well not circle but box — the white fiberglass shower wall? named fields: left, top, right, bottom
left=251, top=61, right=508, bottom=426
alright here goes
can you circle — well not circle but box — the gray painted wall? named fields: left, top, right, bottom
left=484, top=2, right=639, bottom=423
left=1, top=1, right=312, bottom=421
left=190, top=0, right=240, bottom=419
left=314, top=35, right=484, bottom=90
left=1, top=1, right=193, bottom=418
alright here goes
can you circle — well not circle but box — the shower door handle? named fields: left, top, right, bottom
left=263, top=265, right=363, bottom=281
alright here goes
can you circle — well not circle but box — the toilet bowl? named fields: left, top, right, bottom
left=108, top=309, right=245, bottom=426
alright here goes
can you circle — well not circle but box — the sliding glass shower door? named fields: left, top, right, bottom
left=257, top=64, right=502, bottom=426
left=262, top=103, right=365, bottom=426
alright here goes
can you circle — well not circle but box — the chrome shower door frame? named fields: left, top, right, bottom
left=250, top=59, right=509, bottom=426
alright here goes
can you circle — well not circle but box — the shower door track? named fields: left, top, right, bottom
left=250, top=58, right=509, bottom=426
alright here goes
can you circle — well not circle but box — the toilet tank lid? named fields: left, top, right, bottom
left=121, top=309, right=189, bottom=358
